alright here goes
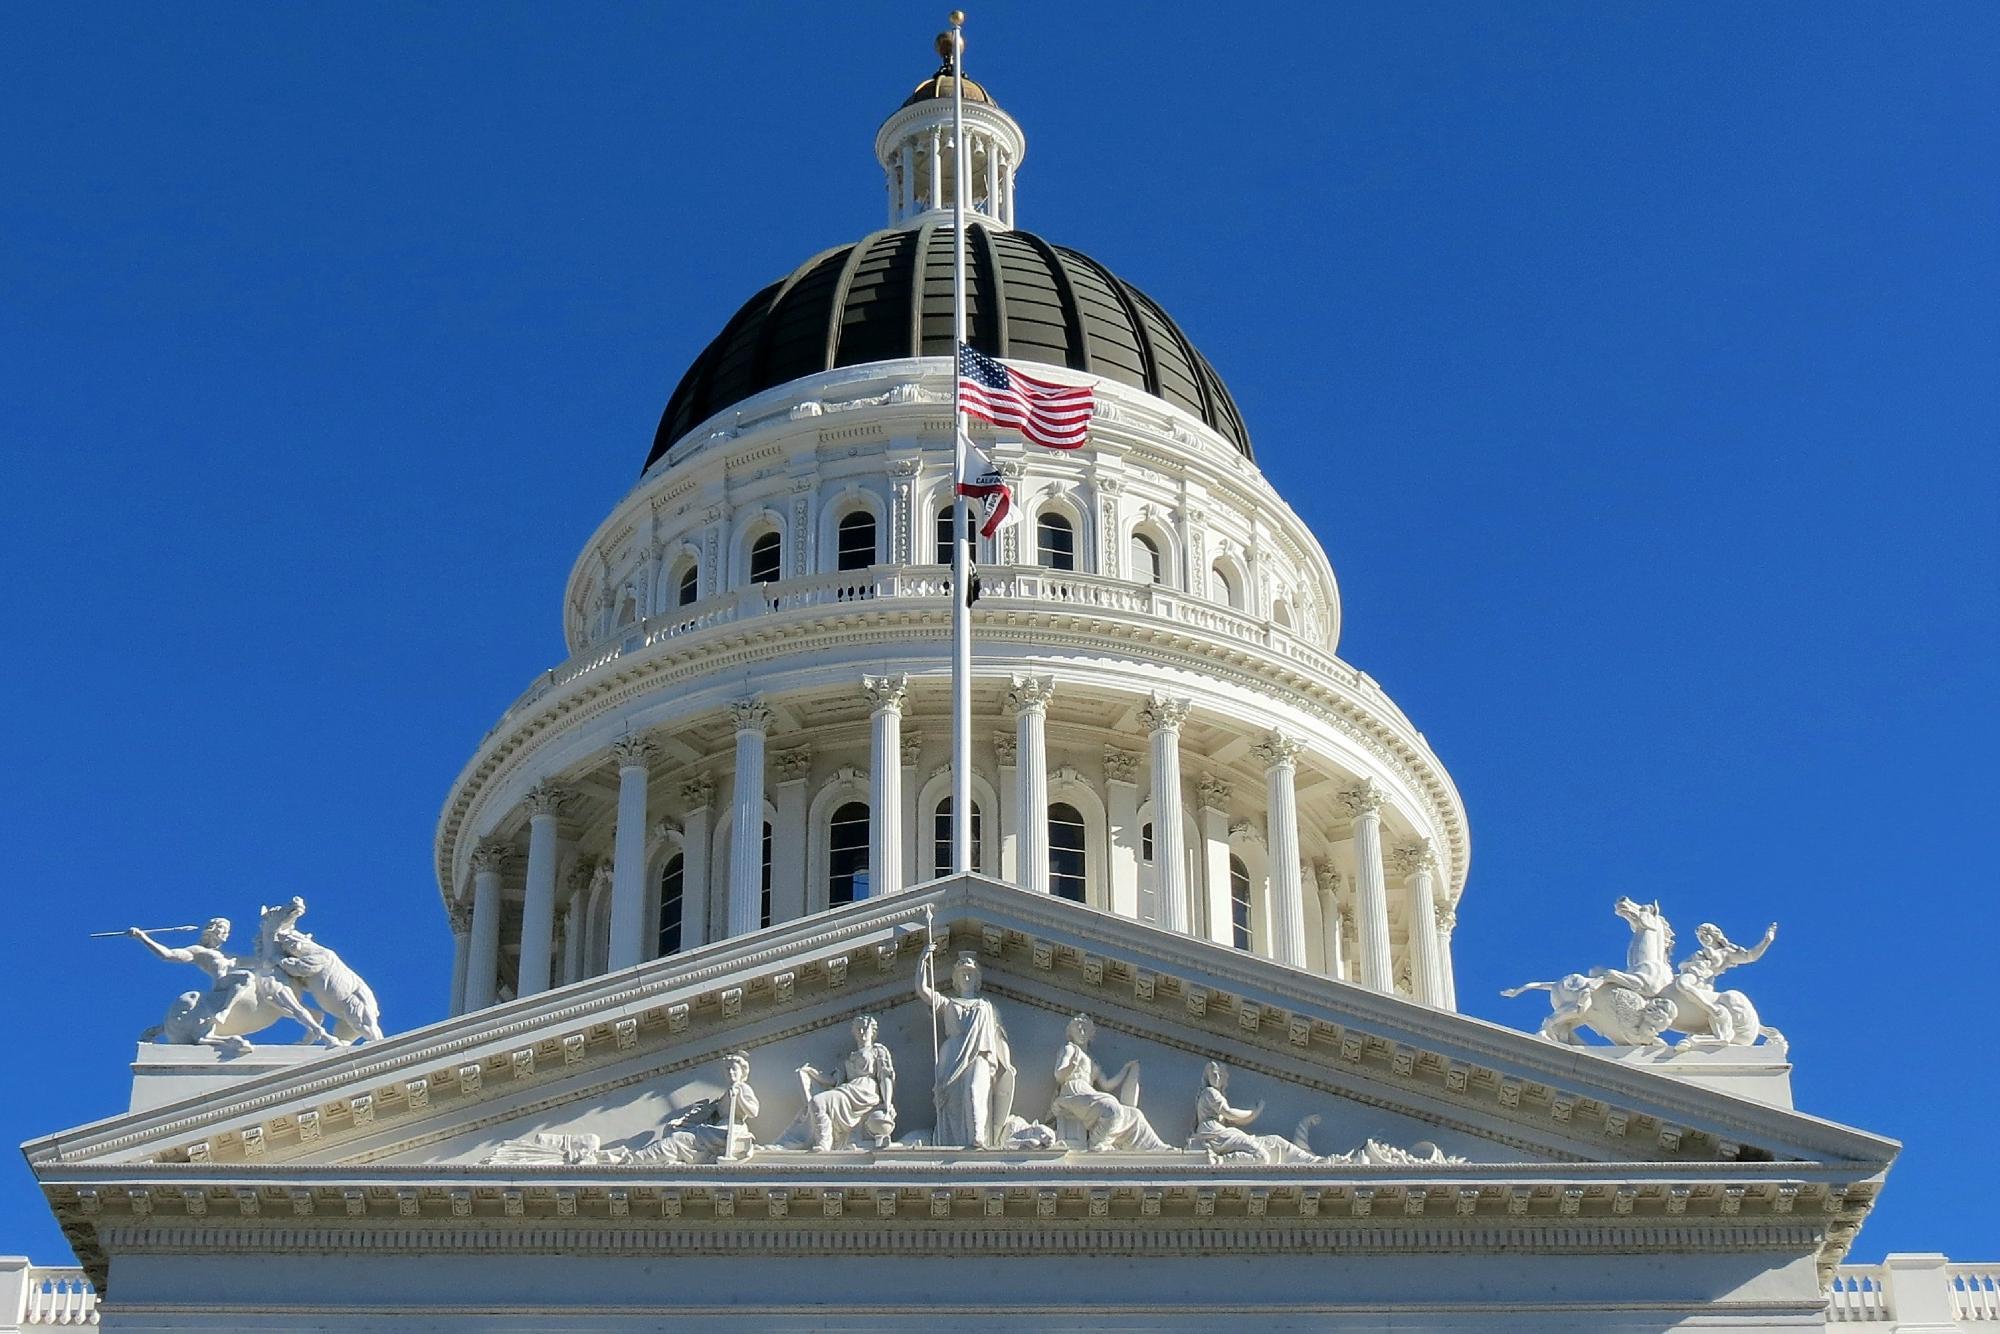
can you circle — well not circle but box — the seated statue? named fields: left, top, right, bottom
left=1187, top=1061, right=1320, bottom=1164
left=776, top=1015, right=897, bottom=1151
left=621, top=1052, right=760, bottom=1165
left=1049, top=1014, right=1167, bottom=1152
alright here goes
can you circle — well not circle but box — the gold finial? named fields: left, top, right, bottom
left=949, top=10, right=966, bottom=26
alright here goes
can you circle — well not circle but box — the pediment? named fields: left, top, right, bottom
left=28, top=877, right=1894, bottom=1182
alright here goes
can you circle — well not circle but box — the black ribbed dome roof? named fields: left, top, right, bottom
left=647, top=221, right=1253, bottom=471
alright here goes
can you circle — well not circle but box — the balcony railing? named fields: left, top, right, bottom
left=499, top=566, right=1408, bottom=740
left=1828, top=1259, right=2000, bottom=1327
left=17, top=1266, right=98, bottom=1325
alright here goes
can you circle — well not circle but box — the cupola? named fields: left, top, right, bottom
left=873, top=32, right=1026, bottom=230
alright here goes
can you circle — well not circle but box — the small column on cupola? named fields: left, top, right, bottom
left=874, top=30, right=1027, bottom=229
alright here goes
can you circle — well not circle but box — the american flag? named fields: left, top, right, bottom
left=956, top=344, right=1093, bottom=450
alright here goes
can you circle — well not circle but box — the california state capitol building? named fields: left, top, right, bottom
left=5, top=21, right=1994, bottom=1334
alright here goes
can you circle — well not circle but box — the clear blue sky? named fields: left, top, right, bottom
left=2, top=3, right=1994, bottom=1263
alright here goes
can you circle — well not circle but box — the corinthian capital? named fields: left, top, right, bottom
left=1103, top=748, right=1139, bottom=784
left=992, top=732, right=1018, bottom=766
left=1006, top=674, right=1054, bottom=718
left=1337, top=778, right=1384, bottom=817
left=1388, top=840, right=1439, bottom=877
left=900, top=732, right=922, bottom=767
left=1196, top=774, right=1233, bottom=809
left=1312, top=858, right=1341, bottom=893
left=1252, top=728, right=1305, bottom=769
left=679, top=774, right=715, bottom=809
left=469, top=841, right=509, bottom=875
left=863, top=673, right=910, bottom=715
left=446, top=897, right=473, bottom=934
left=522, top=780, right=574, bottom=820
left=775, top=748, right=813, bottom=783
left=610, top=733, right=658, bottom=770
left=728, top=697, right=773, bottom=733
left=1139, top=692, right=1193, bottom=733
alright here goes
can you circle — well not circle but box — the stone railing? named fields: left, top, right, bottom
left=0, top=1260, right=99, bottom=1327
left=1829, top=1256, right=2000, bottom=1328
left=503, top=565, right=1405, bottom=738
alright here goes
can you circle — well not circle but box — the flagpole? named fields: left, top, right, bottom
left=947, top=9, right=973, bottom=880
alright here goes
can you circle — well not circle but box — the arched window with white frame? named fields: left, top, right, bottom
left=749, top=531, right=783, bottom=585
left=836, top=509, right=877, bottom=571
left=932, top=797, right=984, bottom=876
left=657, top=854, right=686, bottom=957
left=1036, top=511, right=1076, bottom=571
left=1211, top=560, right=1244, bottom=610
left=936, top=504, right=973, bottom=565
left=827, top=801, right=871, bottom=905
left=1049, top=802, right=1088, bottom=902
left=677, top=562, right=700, bottom=607
left=1229, top=856, right=1253, bottom=950
left=1130, top=532, right=1163, bottom=585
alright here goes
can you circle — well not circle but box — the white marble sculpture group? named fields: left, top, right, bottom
left=1503, top=897, right=1782, bottom=1050
left=482, top=943, right=1466, bottom=1168
left=126, top=896, right=383, bottom=1055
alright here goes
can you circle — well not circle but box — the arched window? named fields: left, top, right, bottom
left=657, top=854, right=685, bottom=956
left=616, top=592, right=638, bottom=628
left=933, top=798, right=984, bottom=875
left=760, top=821, right=774, bottom=928
left=677, top=565, right=699, bottom=607
left=1229, top=855, right=1253, bottom=950
left=827, top=801, right=871, bottom=905
left=1131, top=533, right=1163, bottom=584
left=1272, top=598, right=1293, bottom=629
left=936, top=505, right=973, bottom=564
left=1036, top=512, right=1076, bottom=571
left=749, top=531, right=782, bottom=585
left=836, top=510, right=877, bottom=571
left=1049, top=802, right=1087, bottom=902
left=1140, top=821, right=1155, bottom=862
left=1211, top=564, right=1239, bottom=609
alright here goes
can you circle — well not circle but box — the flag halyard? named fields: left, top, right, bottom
left=957, top=344, right=1094, bottom=449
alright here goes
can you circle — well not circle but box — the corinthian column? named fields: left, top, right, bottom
left=463, top=841, right=507, bottom=1012
left=727, top=698, right=772, bottom=936
left=1197, top=776, right=1233, bottom=946
left=864, top=674, right=909, bottom=897
left=1340, top=779, right=1393, bottom=992
left=1006, top=674, right=1053, bottom=895
left=1436, top=905, right=1459, bottom=1010
left=1313, top=858, right=1346, bottom=981
left=517, top=780, right=572, bottom=996
left=607, top=735, right=657, bottom=972
left=1254, top=730, right=1308, bottom=967
left=1391, top=840, right=1447, bottom=1006
left=678, top=775, right=715, bottom=949
left=1140, top=693, right=1193, bottom=933
left=447, top=897, right=472, bottom=1015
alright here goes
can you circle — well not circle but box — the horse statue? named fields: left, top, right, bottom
left=276, top=923, right=384, bottom=1043
left=1501, top=897, right=1679, bottom=1047
left=137, top=899, right=336, bottom=1056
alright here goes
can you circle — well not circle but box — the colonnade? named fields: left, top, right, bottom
left=449, top=677, right=1457, bottom=1016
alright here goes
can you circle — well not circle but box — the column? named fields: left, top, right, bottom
left=1140, top=694, right=1193, bottom=933
left=900, top=731, right=922, bottom=885
left=1340, top=779, right=1393, bottom=992
left=928, top=126, right=942, bottom=209
left=1255, top=730, right=1308, bottom=967
left=560, top=863, right=590, bottom=984
left=463, top=841, right=506, bottom=1012
left=727, top=698, right=773, bottom=936
left=864, top=674, right=908, bottom=897
left=1197, top=776, right=1233, bottom=946
left=1391, top=840, right=1447, bottom=1006
left=1436, top=905, right=1459, bottom=1010
left=994, top=732, right=1018, bottom=880
left=982, top=132, right=998, bottom=216
left=1007, top=674, right=1053, bottom=895
left=771, top=750, right=810, bottom=920
left=898, top=141, right=914, bottom=217
left=607, top=735, right=657, bottom=972
left=447, top=898, right=472, bottom=1015
left=515, top=781, right=571, bottom=997
left=679, top=776, right=714, bottom=948
left=1314, top=859, right=1347, bottom=982
left=1104, top=748, right=1142, bottom=919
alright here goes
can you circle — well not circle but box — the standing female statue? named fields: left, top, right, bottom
left=777, top=1015, right=897, bottom=1151
left=1049, top=1014, right=1168, bottom=1152
left=917, top=948, right=1016, bottom=1148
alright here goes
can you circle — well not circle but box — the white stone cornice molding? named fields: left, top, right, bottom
left=1338, top=777, right=1385, bottom=817
left=609, top=734, right=658, bottom=771
left=679, top=774, right=716, bottom=810
left=521, top=781, right=574, bottom=820
left=774, top=749, right=812, bottom=784
left=468, top=841, right=510, bottom=874
left=1196, top=775, right=1232, bottom=810
left=1251, top=729, right=1305, bottom=770
left=862, top=673, right=910, bottom=715
left=1005, top=673, right=1054, bottom=718
left=1139, top=692, right=1193, bottom=733
left=1103, top=748, right=1139, bottom=784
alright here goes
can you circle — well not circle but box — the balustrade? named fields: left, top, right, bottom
left=19, top=1266, right=99, bottom=1325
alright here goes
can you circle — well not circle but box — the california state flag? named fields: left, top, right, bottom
left=955, top=441, right=1012, bottom=538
